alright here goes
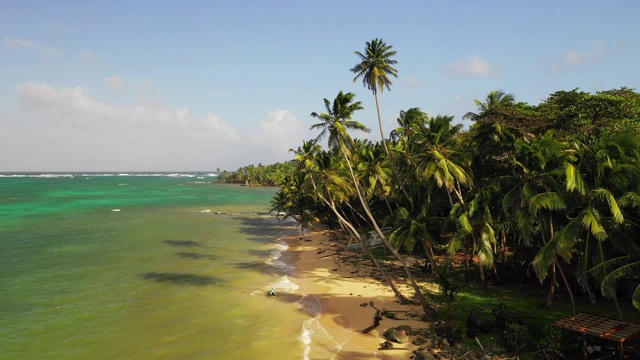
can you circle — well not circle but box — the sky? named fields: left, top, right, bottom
left=1, top=1, right=638, bottom=172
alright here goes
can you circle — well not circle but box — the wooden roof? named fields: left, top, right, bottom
left=552, top=312, right=640, bottom=344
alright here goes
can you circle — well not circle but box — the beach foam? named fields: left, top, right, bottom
left=301, top=317, right=342, bottom=360
left=265, top=240, right=294, bottom=272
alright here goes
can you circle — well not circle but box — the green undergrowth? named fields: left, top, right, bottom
left=421, top=278, right=640, bottom=358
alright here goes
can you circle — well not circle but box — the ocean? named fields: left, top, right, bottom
left=0, top=173, right=319, bottom=360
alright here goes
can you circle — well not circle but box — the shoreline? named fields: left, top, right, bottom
left=281, top=227, right=426, bottom=359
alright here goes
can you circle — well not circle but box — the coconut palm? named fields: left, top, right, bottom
left=463, top=90, right=515, bottom=122
left=311, top=91, right=436, bottom=315
left=351, top=38, right=398, bottom=155
left=499, top=131, right=577, bottom=308
left=310, top=91, right=369, bottom=151
left=415, top=114, right=472, bottom=208
left=534, top=132, right=640, bottom=315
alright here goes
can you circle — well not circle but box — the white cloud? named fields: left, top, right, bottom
left=3, top=35, right=62, bottom=57
left=1, top=82, right=304, bottom=171
left=105, top=76, right=123, bottom=91
left=3, top=36, right=38, bottom=49
left=552, top=41, right=605, bottom=73
left=251, top=110, right=304, bottom=153
left=442, top=55, right=494, bottom=78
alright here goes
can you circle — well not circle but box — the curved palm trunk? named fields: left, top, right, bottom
left=308, top=177, right=409, bottom=303
left=374, top=91, right=411, bottom=201
left=555, top=259, right=576, bottom=314
left=341, top=147, right=436, bottom=316
left=332, top=204, right=410, bottom=304
left=374, top=91, right=389, bottom=155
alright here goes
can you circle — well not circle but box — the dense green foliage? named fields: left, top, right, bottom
left=270, top=43, right=640, bottom=318
left=217, top=161, right=295, bottom=186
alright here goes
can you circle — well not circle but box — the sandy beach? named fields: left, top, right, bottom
left=283, top=228, right=429, bottom=359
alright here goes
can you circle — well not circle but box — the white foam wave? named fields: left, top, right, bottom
left=300, top=316, right=342, bottom=360
left=269, top=276, right=300, bottom=293
left=0, top=173, right=76, bottom=178
left=111, top=209, right=121, bottom=212
left=266, top=241, right=294, bottom=272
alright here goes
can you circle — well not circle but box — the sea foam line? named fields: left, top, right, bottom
left=265, top=240, right=294, bottom=272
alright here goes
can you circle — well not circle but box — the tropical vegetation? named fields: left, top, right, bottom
left=269, top=38, right=640, bottom=324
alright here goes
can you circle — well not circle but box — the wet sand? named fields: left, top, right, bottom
left=284, top=228, right=427, bottom=359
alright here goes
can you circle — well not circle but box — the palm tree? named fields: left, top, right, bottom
left=351, top=38, right=398, bottom=155
left=415, top=114, right=472, bottom=209
left=463, top=90, right=515, bottom=122
left=534, top=132, right=640, bottom=315
left=499, top=131, right=576, bottom=308
left=311, top=91, right=436, bottom=315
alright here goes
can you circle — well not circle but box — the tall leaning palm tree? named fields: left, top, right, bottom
left=311, top=91, right=436, bottom=316
left=351, top=38, right=398, bottom=155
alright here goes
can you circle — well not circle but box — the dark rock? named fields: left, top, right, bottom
left=466, top=327, right=479, bottom=338
left=448, top=329, right=463, bottom=345
left=383, top=327, right=409, bottom=344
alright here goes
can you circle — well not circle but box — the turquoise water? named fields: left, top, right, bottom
left=0, top=174, right=310, bottom=360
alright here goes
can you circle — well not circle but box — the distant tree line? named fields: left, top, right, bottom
left=217, top=161, right=295, bottom=187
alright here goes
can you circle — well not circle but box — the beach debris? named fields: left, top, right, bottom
left=360, top=302, right=368, bottom=308
left=413, top=350, right=436, bottom=360
left=362, top=303, right=382, bottom=334
left=268, top=288, right=277, bottom=297
left=379, top=340, right=394, bottom=350
left=383, top=327, right=409, bottom=343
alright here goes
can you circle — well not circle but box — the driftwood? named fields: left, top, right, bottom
left=362, top=301, right=382, bottom=334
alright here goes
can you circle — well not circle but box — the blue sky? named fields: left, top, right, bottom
left=1, top=1, right=638, bottom=171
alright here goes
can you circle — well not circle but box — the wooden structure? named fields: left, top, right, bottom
left=551, top=312, right=640, bottom=359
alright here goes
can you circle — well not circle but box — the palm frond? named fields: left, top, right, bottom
left=593, top=188, right=624, bottom=224
left=478, top=222, right=496, bottom=266
left=565, top=163, right=587, bottom=195
left=532, top=240, right=557, bottom=281
left=599, top=260, right=640, bottom=298
left=529, top=192, right=569, bottom=214
left=447, top=230, right=466, bottom=254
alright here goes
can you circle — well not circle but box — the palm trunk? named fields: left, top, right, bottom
left=555, top=259, right=576, bottom=314
left=308, top=176, right=409, bottom=303
left=330, top=200, right=409, bottom=303
left=341, top=146, right=436, bottom=316
left=544, top=220, right=557, bottom=308
left=374, top=91, right=411, bottom=201
left=545, top=261, right=557, bottom=308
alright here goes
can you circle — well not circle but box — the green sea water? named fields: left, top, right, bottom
left=0, top=174, right=314, bottom=360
